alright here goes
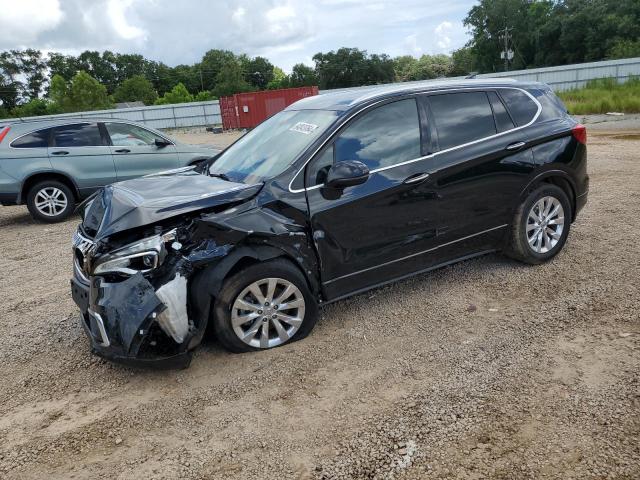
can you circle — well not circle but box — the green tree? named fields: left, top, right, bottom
left=199, top=49, right=237, bottom=92
left=194, top=90, right=216, bottom=101
left=607, top=39, right=640, bottom=59
left=11, top=98, right=61, bottom=117
left=267, top=66, right=289, bottom=89
left=289, top=64, right=318, bottom=87
left=213, top=61, right=253, bottom=98
left=245, top=56, right=275, bottom=89
left=113, top=75, right=158, bottom=105
left=49, top=71, right=112, bottom=113
left=0, top=51, right=22, bottom=110
left=76, top=50, right=118, bottom=93
left=451, top=47, right=476, bottom=76
left=393, top=55, right=418, bottom=81
left=154, top=82, right=194, bottom=105
left=47, top=52, right=79, bottom=81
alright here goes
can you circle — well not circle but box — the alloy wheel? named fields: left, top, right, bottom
left=34, top=187, right=68, bottom=217
left=231, top=277, right=306, bottom=349
left=526, top=195, right=565, bottom=254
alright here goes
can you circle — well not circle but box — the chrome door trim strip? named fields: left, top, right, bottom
left=322, top=224, right=508, bottom=285
left=289, top=86, right=542, bottom=193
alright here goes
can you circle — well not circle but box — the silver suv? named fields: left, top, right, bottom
left=0, top=118, right=219, bottom=222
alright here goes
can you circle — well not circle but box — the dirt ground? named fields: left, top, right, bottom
left=0, top=126, right=638, bottom=480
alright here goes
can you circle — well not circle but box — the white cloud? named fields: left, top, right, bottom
left=434, top=20, right=453, bottom=50
left=107, top=0, right=147, bottom=41
left=0, top=0, right=475, bottom=72
left=404, top=33, right=422, bottom=56
left=0, top=0, right=63, bottom=45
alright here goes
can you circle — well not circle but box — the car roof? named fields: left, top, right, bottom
left=286, top=78, right=543, bottom=112
left=1, top=117, right=144, bottom=128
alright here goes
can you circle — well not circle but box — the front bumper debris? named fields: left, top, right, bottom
left=71, top=272, right=194, bottom=369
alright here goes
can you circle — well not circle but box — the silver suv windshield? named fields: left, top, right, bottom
left=209, top=109, right=338, bottom=184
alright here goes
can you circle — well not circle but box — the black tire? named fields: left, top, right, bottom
left=506, top=184, right=572, bottom=265
left=26, top=180, right=76, bottom=223
left=212, top=258, right=319, bottom=353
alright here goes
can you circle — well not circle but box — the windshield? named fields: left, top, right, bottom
left=209, top=109, right=338, bottom=184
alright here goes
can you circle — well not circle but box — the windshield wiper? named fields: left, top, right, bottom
left=209, top=172, right=231, bottom=181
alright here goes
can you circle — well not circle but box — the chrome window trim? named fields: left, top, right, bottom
left=288, top=87, right=542, bottom=194
left=322, top=224, right=508, bottom=285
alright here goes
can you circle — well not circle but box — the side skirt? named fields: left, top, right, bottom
left=321, top=249, right=497, bottom=305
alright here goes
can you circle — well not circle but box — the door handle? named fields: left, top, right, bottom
left=404, top=172, right=430, bottom=184
left=50, top=150, right=69, bottom=155
left=114, top=149, right=131, bottom=154
left=506, top=141, right=526, bottom=151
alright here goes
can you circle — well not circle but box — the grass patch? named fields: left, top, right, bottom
left=558, top=77, right=640, bottom=115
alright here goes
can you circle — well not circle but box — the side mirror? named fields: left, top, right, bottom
left=325, top=160, right=370, bottom=189
left=155, top=138, right=171, bottom=148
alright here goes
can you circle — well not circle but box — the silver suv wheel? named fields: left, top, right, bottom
left=34, top=187, right=68, bottom=217
left=231, top=277, right=306, bottom=349
left=526, top=195, right=565, bottom=253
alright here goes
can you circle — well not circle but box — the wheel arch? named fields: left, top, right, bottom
left=19, top=171, right=80, bottom=204
left=519, top=169, right=577, bottom=222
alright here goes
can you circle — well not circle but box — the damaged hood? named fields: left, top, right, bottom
left=82, top=171, right=262, bottom=239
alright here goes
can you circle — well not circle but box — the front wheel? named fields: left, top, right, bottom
left=506, top=184, right=572, bottom=265
left=212, top=259, right=318, bottom=353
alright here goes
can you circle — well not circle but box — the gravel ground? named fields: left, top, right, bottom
left=0, top=128, right=638, bottom=479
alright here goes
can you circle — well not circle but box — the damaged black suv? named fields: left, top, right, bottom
left=71, top=79, right=588, bottom=368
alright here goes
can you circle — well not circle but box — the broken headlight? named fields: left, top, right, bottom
left=92, top=229, right=176, bottom=276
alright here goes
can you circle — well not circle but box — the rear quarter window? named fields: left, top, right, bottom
left=529, top=88, right=568, bottom=122
left=11, top=129, right=50, bottom=148
left=428, top=91, right=497, bottom=150
left=498, top=89, right=539, bottom=126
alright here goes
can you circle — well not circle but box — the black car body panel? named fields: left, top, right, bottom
left=70, top=79, right=589, bottom=367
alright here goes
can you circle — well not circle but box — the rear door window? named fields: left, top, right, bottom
left=334, top=98, right=421, bottom=170
left=498, top=89, right=539, bottom=126
left=52, top=123, right=104, bottom=147
left=428, top=92, right=497, bottom=150
left=11, top=129, right=51, bottom=148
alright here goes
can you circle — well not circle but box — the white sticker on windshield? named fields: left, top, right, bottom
left=290, top=122, right=319, bottom=134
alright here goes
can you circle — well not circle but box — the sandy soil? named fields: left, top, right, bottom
left=0, top=129, right=638, bottom=479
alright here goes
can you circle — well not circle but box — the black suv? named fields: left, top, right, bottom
left=71, top=79, right=588, bottom=368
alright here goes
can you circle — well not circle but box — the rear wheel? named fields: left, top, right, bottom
left=506, top=184, right=572, bottom=264
left=213, top=259, right=318, bottom=353
left=26, top=180, right=76, bottom=223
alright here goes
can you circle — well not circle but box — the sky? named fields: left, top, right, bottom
left=0, top=0, right=475, bottom=72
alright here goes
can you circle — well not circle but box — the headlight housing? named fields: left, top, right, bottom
left=92, top=229, right=176, bottom=275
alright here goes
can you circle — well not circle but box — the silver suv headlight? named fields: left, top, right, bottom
left=92, top=229, right=176, bottom=275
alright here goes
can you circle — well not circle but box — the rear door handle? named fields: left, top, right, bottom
left=114, top=149, right=131, bottom=154
left=404, top=172, right=430, bottom=184
left=50, top=150, right=69, bottom=155
left=506, top=141, right=526, bottom=151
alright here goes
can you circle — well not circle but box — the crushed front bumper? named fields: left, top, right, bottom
left=71, top=273, right=193, bottom=369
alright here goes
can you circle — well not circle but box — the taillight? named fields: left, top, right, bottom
left=572, top=124, right=587, bottom=145
left=0, top=126, right=10, bottom=144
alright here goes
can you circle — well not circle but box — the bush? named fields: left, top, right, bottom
left=558, top=77, right=640, bottom=114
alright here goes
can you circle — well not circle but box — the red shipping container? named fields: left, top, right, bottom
left=220, top=86, right=319, bottom=130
